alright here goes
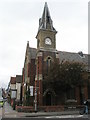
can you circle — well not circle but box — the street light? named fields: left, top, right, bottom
left=34, top=86, right=39, bottom=112
left=34, top=88, right=37, bottom=112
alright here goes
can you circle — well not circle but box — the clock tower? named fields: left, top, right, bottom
left=36, top=2, right=57, bottom=51
left=35, top=2, right=59, bottom=107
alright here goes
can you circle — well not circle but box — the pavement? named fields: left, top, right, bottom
left=3, top=103, right=80, bottom=118
left=3, top=111, right=81, bottom=118
left=2, top=102, right=87, bottom=118
left=18, top=111, right=80, bottom=118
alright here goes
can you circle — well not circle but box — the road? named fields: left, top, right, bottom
left=0, top=102, right=90, bottom=120
left=1, top=117, right=90, bottom=120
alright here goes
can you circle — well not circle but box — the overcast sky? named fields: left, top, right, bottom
left=0, top=0, right=89, bottom=88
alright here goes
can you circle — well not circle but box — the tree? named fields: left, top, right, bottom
left=43, top=61, right=86, bottom=94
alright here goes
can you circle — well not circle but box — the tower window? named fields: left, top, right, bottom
left=46, top=57, right=52, bottom=73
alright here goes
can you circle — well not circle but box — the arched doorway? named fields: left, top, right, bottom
left=43, top=89, right=56, bottom=106
left=46, top=91, right=52, bottom=106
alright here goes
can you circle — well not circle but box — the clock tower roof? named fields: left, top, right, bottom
left=36, top=3, right=57, bottom=50
left=38, top=2, right=56, bottom=32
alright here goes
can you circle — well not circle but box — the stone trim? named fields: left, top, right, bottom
left=56, top=52, right=59, bottom=58
left=35, top=74, right=43, bottom=80
left=43, top=88, right=56, bottom=96
left=44, top=56, right=54, bottom=62
left=39, top=48, right=57, bottom=52
left=37, top=52, right=43, bottom=57
left=27, top=77, right=30, bottom=84
left=66, top=99, right=77, bottom=103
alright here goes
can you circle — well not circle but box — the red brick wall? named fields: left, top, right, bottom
left=75, top=87, right=80, bottom=104
left=22, top=68, right=25, bottom=99
left=84, top=85, right=88, bottom=99
left=38, top=56, right=43, bottom=74
left=30, top=59, right=36, bottom=85
left=16, top=105, right=34, bottom=112
left=39, top=105, right=64, bottom=112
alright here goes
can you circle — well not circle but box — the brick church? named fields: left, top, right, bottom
left=21, top=2, right=90, bottom=110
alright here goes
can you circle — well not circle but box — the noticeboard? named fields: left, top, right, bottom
left=11, top=90, right=16, bottom=99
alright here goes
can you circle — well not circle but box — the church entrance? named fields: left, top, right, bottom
left=46, top=92, right=52, bottom=106
left=43, top=89, right=56, bottom=106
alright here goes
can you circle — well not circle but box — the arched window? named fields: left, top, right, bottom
left=46, top=56, right=52, bottom=73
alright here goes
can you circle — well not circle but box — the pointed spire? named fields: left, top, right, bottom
left=38, top=2, right=56, bottom=32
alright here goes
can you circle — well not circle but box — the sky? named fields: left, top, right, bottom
left=0, top=0, right=89, bottom=88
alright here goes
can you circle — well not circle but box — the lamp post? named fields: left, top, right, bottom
left=34, top=88, right=37, bottom=112
left=34, top=86, right=39, bottom=112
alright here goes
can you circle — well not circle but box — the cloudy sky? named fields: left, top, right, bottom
left=0, top=0, right=89, bottom=88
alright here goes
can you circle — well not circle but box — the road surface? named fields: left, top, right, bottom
left=1, top=117, right=90, bottom=120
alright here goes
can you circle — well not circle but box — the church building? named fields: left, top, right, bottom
left=21, top=2, right=90, bottom=111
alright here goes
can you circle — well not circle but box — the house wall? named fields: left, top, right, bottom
left=10, top=84, right=16, bottom=90
left=16, top=83, right=21, bottom=100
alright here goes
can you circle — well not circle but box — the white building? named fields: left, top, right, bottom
left=16, top=75, right=22, bottom=104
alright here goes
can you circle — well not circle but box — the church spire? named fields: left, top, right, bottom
left=38, top=2, right=56, bottom=31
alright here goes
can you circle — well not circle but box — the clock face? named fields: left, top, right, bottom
left=45, top=38, right=52, bottom=45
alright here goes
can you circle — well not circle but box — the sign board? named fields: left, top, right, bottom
left=30, top=86, right=33, bottom=96
left=11, top=90, right=16, bottom=99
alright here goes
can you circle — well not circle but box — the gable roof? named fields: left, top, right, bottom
left=27, top=47, right=90, bottom=70
left=59, top=51, right=88, bottom=64
left=29, top=47, right=36, bottom=59
left=59, top=51, right=89, bottom=70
